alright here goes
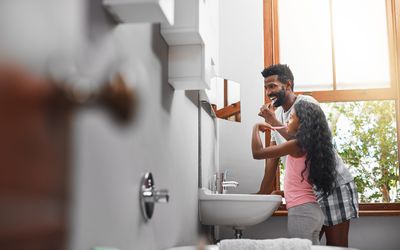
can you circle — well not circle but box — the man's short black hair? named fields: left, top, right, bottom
left=261, top=64, right=294, bottom=90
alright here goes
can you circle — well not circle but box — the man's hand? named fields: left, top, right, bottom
left=258, top=103, right=277, bottom=123
left=271, top=190, right=284, bottom=197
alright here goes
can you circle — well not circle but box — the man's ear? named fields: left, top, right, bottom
left=285, top=81, right=293, bottom=91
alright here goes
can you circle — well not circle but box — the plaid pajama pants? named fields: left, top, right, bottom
left=317, top=180, right=359, bottom=226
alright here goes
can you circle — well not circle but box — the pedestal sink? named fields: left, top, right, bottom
left=198, top=188, right=282, bottom=238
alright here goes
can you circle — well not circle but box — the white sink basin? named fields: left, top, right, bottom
left=198, top=188, right=282, bottom=227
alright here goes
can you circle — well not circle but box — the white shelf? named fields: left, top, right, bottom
left=168, top=44, right=216, bottom=90
left=161, top=0, right=205, bottom=45
left=163, top=0, right=219, bottom=90
left=103, top=0, right=220, bottom=90
left=103, top=0, right=174, bottom=25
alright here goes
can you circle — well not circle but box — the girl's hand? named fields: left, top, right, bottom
left=257, top=122, right=273, bottom=132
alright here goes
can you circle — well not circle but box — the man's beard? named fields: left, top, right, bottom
left=270, top=88, right=286, bottom=107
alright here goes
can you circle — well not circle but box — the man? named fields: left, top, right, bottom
left=257, top=64, right=359, bottom=247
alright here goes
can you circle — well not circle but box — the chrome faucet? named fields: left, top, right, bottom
left=212, top=170, right=239, bottom=194
left=222, top=180, right=239, bottom=191
left=140, top=172, right=169, bottom=220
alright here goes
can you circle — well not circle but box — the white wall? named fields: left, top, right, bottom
left=217, top=0, right=400, bottom=249
left=69, top=2, right=202, bottom=250
left=218, top=0, right=265, bottom=193
left=0, top=0, right=84, bottom=74
left=200, top=105, right=219, bottom=190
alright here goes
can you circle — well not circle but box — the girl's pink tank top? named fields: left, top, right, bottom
left=284, top=155, right=317, bottom=209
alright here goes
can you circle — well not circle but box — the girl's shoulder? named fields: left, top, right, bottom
left=285, top=140, right=306, bottom=158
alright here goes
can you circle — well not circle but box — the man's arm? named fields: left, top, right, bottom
left=272, top=126, right=293, bottom=141
left=271, top=190, right=284, bottom=197
left=257, top=149, right=280, bottom=194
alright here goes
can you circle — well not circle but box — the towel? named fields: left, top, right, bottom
left=218, top=238, right=312, bottom=250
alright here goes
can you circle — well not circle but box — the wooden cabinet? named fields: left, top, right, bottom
left=0, top=66, right=71, bottom=250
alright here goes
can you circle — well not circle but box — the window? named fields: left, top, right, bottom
left=322, top=101, right=399, bottom=203
left=278, top=0, right=391, bottom=91
left=208, top=77, right=241, bottom=122
left=264, top=0, right=400, bottom=214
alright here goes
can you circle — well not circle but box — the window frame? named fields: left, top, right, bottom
left=211, top=79, right=241, bottom=122
left=264, top=0, right=400, bottom=215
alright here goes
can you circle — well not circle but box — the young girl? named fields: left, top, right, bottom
left=252, top=100, right=337, bottom=245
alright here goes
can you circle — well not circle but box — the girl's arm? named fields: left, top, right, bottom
left=252, top=123, right=301, bottom=159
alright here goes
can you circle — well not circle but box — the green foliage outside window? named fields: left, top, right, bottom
left=322, top=101, right=399, bottom=203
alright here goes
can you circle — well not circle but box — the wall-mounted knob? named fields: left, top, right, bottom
left=49, top=73, right=136, bottom=123
left=140, top=172, right=169, bottom=220
left=153, top=189, right=169, bottom=203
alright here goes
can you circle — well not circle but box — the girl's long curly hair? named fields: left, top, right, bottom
left=294, top=100, right=337, bottom=195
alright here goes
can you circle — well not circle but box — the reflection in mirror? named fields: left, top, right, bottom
left=206, top=76, right=241, bottom=122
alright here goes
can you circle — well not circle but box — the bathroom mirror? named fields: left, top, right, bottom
left=205, top=76, right=241, bottom=122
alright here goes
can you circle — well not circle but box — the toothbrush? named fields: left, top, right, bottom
left=270, top=125, right=287, bottom=130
